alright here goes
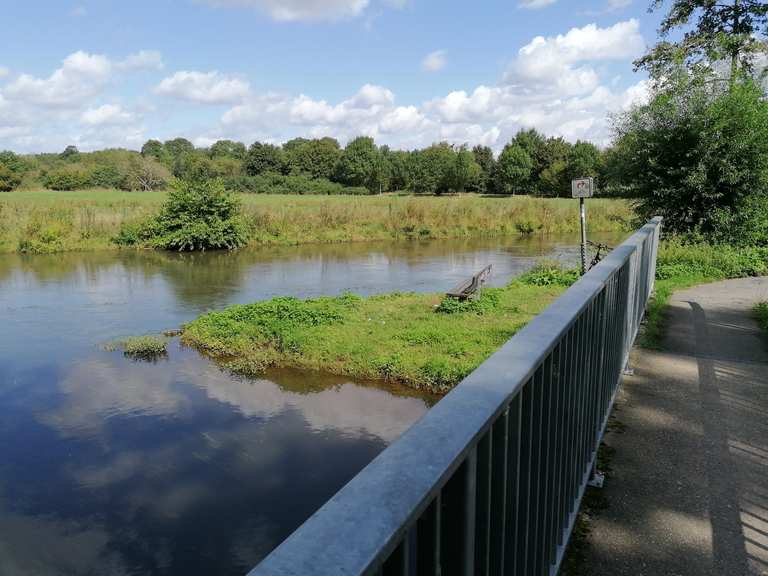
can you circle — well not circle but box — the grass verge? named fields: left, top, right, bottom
left=181, top=266, right=576, bottom=393
left=638, top=241, right=768, bottom=348
left=754, top=302, right=768, bottom=333
left=0, top=189, right=633, bottom=254
left=104, top=335, right=168, bottom=360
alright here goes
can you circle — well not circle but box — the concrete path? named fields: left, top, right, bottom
left=584, top=277, right=768, bottom=576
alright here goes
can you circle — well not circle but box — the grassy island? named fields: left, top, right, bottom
left=182, top=267, right=576, bottom=393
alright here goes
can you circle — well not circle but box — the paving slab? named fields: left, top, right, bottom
left=584, top=277, right=768, bottom=576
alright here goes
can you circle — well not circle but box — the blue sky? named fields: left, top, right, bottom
left=0, top=0, right=664, bottom=153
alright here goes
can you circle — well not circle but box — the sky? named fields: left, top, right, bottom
left=0, top=0, right=665, bottom=153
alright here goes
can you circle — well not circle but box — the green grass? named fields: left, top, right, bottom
left=181, top=268, right=573, bottom=393
left=0, top=188, right=634, bottom=254
left=639, top=241, right=768, bottom=348
left=754, top=302, right=768, bottom=333
left=105, top=335, right=168, bottom=359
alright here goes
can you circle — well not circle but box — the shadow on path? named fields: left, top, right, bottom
left=584, top=277, right=768, bottom=576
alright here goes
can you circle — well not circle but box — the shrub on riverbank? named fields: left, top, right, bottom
left=115, top=179, right=249, bottom=251
left=0, top=191, right=633, bottom=254
left=182, top=271, right=575, bottom=393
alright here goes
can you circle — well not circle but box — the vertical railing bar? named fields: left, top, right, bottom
left=490, top=408, right=509, bottom=575
left=462, top=449, right=477, bottom=576
left=505, top=394, right=522, bottom=576
left=474, top=431, right=492, bottom=576
left=515, top=379, right=534, bottom=576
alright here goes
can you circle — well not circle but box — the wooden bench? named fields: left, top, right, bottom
left=446, top=265, right=492, bottom=300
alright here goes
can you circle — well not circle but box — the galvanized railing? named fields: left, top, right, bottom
left=249, top=217, right=662, bottom=576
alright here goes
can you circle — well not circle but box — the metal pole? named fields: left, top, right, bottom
left=580, top=197, right=587, bottom=275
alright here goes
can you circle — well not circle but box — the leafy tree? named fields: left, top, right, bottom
left=495, top=143, right=533, bottom=195
left=471, top=145, right=496, bottom=193
left=210, top=140, right=246, bottom=160
left=536, top=137, right=573, bottom=197
left=512, top=129, right=547, bottom=192
left=410, top=143, right=456, bottom=195
left=636, top=0, right=768, bottom=82
left=245, top=142, right=284, bottom=176
left=450, top=146, right=482, bottom=192
left=141, top=139, right=165, bottom=160
left=335, top=136, right=381, bottom=192
left=384, top=149, right=412, bottom=191
left=284, top=138, right=341, bottom=180
left=60, top=145, right=80, bottom=160
left=613, top=76, right=768, bottom=244
left=145, top=178, right=248, bottom=250
left=568, top=141, right=602, bottom=184
left=164, top=138, right=195, bottom=160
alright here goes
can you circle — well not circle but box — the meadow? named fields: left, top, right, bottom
left=0, top=189, right=635, bottom=254
left=181, top=267, right=575, bottom=393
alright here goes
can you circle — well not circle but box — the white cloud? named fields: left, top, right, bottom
left=154, top=71, right=251, bottom=104
left=504, top=19, right=645, bottom=96
left=0, top=66, right=9, bottom=78
left=4, top=51, right=111, bottom=108
left=422, top=50, right=447, bottom=72
left=518, top=0, right=557, bottom=8
left=205, top=0, right=370, bottom=21
left=80, top=104, right=134, bottom=126
left=118, top=50, right=164, bottom=71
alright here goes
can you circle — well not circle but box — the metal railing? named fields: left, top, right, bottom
left=249, top=217, right=662, bottom=576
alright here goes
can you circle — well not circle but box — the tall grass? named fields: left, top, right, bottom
left=0, top=189, right=634, bottom=254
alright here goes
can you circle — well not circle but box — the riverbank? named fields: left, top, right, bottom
left=0, top=189, right=634, bottom=254
left=181, top=267, right=575, bottom=393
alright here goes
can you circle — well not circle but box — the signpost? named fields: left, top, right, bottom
left=572, top=177, right=594, bottom=275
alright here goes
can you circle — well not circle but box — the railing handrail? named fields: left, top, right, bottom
left=249, top=217, right=662, bottom=576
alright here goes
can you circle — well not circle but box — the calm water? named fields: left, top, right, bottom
left=0, top=233, right=621, bottom=576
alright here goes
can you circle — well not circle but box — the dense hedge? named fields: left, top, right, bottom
left=224, top=173, right=369, bottom=195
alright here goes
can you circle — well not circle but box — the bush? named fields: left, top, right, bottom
left=656, top=240, right=768, bottom=279
left=225, top=173, right=369, bottom=195
left=0, top=151, right=25, bottom=191
left=120, top=178, right=248, bottom=251
left=0, top=164, right=22, bottom=192
left=43, top=166, right=90, bottom=190
left=520, top=263, right=580, bottom=287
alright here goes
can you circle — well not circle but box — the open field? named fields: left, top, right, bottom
left=0, top=189, right=635, bottom=254
left=182, top=268, right=574, bottom=393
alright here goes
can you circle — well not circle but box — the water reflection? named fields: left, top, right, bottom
left=0, top=233, right=621, bottom=575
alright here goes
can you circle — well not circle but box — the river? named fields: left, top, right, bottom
left=0, top=233, right=622, bottom=575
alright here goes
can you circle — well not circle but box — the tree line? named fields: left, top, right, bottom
left=0, top=131, right=612, bottom=197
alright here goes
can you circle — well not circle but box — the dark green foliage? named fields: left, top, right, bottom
left=613, top=77, right=768, bottom=244
left=141, top=139, right=165, bottom=160
left=636, top=0, right=768, bottom=82
left=88, top=164, right=125, bottom=189
left=449, top=145, right=482, bottom=192
left=164, top=138, right=195, bottom=160
left=210, top=140, right=246, bottom=160
left=126, top=178, right=248, bottom=251
left=245, top=142, right=285, bottom=176
left=60, top=145, right=80, bottom=160
left=225, top=173, right=368, bottom=195
left=284, top=137, right=341, bottom=180
left=410, top=143, right=455, bottom=195
left=471, top=145, right=496, bottom=193
left=43, top=166, right=90, bottom=190
left=0, top=151, right=25, bottom=191
left=520, top=263, right=580, bottom=287
left=495, top=143, right=533, bottom=194
left=335, top=136, right=383, bottom=192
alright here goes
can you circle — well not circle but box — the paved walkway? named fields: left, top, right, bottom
left=585, top=277, right=768, bottom=576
